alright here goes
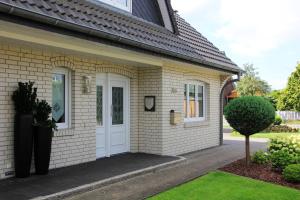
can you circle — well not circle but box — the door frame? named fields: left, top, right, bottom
left=96, top=73, right=130, bottom=158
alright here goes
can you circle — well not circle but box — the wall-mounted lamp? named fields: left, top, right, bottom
left=83, top=76, right=92, bottom=94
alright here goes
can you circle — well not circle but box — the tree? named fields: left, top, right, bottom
left=224, top=96, right=275, bottom=166
left=237, top=64, right=271, bottom=96
left=277, top=63, right=300, bottom=111
left=266, top=90, right=284, bottom=110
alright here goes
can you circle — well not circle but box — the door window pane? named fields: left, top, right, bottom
left=184, top=84, right=187, bottom=118
left=198, top=85, right=204, bottom=117
left=112, top=87, right=124, bottom=125
left=189, top=85, right=196, bottom=117
left=96, top=86, right=103, bottom=126
left=52, top=74, right=65, bottom=124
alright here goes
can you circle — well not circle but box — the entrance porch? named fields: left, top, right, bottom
left=0, top=153, right=182, bottom=200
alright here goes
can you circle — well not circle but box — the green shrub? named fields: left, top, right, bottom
left=224, top=96, right=275, bottom=166
left=270, top=150, right=295, bottom=170
left=34, top=99, right=57, bottom=130
left=269, top=136, right=300, bottom=155
left=252, top=151, right=270, bottom=164
left=264, top=125, right=299, bottom=133
left=12, top=81, right=37, bottom=114
left=224, top=96, right=275, bottom=135
left=283, top=164, right=300, bottom=183
left=269, top=136, right=300, bottom=170
left=274, top=115, right=283, bottom=125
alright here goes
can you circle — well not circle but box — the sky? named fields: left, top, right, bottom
left=171, top=0, right=300, bottom=90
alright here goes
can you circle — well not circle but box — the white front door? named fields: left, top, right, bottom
left=96, top=74, right=129, bottom=158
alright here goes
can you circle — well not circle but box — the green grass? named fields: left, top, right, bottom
left=285, top=120, right=300, bottom=125
left=231, top=131, right=299, bottom=139
left=149, top=172, right=300, bottom=200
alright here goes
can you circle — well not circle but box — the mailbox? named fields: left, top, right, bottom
left=170, top=110, right=181, bottom=125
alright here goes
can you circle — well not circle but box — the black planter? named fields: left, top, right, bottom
left=14, top=114, right=34, bottom=178
left=34, top=126, right=53, bottom=175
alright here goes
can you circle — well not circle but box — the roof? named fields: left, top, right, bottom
left=175, top=13, right=238, bottom=70
left=0, top=0, right=240, bottom=73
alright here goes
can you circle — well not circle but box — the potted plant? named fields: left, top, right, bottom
left=12, top=82, right=37, bottom=178
left=33, top=99, right=57, bottom=175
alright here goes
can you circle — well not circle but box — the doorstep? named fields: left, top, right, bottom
left=0, top=153, right=185, bottom=200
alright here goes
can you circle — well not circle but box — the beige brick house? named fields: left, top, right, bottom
left=0, top=0, right=241, bottom=179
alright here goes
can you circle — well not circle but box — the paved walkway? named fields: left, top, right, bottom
left=0, top=154, right=180, bottom=200
left=66, top=139, right=267, bottom=200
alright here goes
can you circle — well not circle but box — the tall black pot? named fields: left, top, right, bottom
left=34, top=126, right=53, bottom=175
left=14, top=114, right=34, bottom=178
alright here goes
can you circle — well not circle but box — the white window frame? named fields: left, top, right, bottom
left=97, top=0, right=132, bottom=12
left=52, top=68, right=71, bottom=130
left=184, top=82, right=206, bottom=123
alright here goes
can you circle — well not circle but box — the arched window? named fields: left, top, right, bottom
left=52, top=68, right=71, bottom=129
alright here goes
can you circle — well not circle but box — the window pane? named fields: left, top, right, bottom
left=112, top=87, right=124, bottom=125
left=99, top=0, right=128, bottom=7
left=116, top=0, right=127, bottom=6
left=52, top=74, right=65, bottom=123
left=198, top=85, right=204, bottom=117
left=184, top=84, right=187, bottom=117
left=189, top=85, right=196, bottom=118
left=96, top=86, right=103, bottom=126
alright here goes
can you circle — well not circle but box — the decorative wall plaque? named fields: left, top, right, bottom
left=144, top=96, right=155, bottom=112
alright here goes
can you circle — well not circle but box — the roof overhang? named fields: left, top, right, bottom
left=0, top=2, right=241, bottom=74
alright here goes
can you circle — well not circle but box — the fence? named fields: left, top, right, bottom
left=276, top=111, right=300, bottom=121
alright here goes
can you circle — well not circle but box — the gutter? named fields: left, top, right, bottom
left=0, top=2, right=241, bottom=74
left=219, top=72, right=242, bottom=145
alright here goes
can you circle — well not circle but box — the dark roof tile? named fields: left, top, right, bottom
left=0, top=0, right=240, bottom=72
left=175, top=13, right=237, bottom=69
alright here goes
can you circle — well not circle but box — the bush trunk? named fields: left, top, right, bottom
left=245, top=135, right=250, bottom=166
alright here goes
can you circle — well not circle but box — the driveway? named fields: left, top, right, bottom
left=65, top=138, right=267, bottom=200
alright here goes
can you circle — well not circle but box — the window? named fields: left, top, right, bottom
left=184, top=83, right=206, bottom=122
left=97, top=0, right=132, bottom=12
left=52, top=68, right=70, bottom=129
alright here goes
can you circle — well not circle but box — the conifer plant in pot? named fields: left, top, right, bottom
left=33, top=99, right=56, bottom=175
left=12, top=82, right=37, bottom=178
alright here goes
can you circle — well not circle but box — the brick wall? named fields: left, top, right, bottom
left=161, top=65, right=222, bottom=155
left=0, top=42, right=225, bottom=179
left=0, top=43, right=140, bottom=179
left=138, top=67, right=163, bottom=154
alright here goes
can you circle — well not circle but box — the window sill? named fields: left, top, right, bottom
left=184, top=120, right=209, bottom=128
left=54, top=128, right=75, bottom=137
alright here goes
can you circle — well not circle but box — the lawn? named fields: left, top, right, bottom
left=231, top=131, right=299, bottom=139
left=286, top=120, right=300, bottom=125
left=149, top=172, right=300, bottom=200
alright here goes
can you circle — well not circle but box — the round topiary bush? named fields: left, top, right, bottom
left=224, top=96, right=275, bottom=165
left=274, top=115, right=283, bottom=126
left=283, top=164, right=300, bottom=183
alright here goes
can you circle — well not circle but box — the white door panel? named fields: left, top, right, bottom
left=96, top=73, right=129, bottom=158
